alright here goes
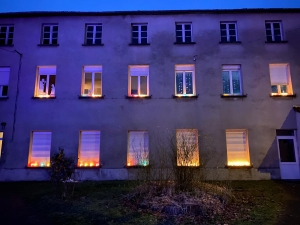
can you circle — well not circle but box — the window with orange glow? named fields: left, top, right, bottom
left=35, top=66, right=56, bottom=97
left=128, top=66, right=149, bottom=97
left=0, top=132, right=3, bottom=158
left=127, top=131, right=149, bottom=166
left=176, top=129, right=199, bottom=166
left=82, top=66, right=102, bottom=97
left=28, top=132, right=51, bottom=167
left=78, top=131, right=100, bottom=167
left=226, top=130, right=250, bottom=166
left=269, top=64, right=293, bottom=96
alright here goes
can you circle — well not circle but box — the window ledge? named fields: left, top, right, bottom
left=174, top=42, right=196, bottom=45
left=128, top=43, right=150, bottom=46
left=82, top=44, right=104, bottom=46
left=32, top=96, right=56, bottom=99
left=125, top=95, right=152, bottom=99
left=76, top=166, right=102, bottom=169
left=225, top=164, right=253, bottom=169
left=172, top=94, right=198, bottom=99
left=0, top=96, right=9, bottom=100
left=26, top=166, right=50, bottom=169
left=0, top=44, right=14, bottom=47
left=78, top=95, right=105, bottom=99
left=125, top=165, right=150, bottom=169
left=219, top=41, right=242, bottom=44
left=221, top=94, right=247, bottom=98
left=269, top=94, right=296, bottom=98
left=37, top=44, right=59, bottom=46
left=265, top=41, right=288, bottom=44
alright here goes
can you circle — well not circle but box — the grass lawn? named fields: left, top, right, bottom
left=0, top=180, right=298, bottom=225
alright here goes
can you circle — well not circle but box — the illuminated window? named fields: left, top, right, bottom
left=78, top=131, right=100, bottom=167
left=0, top=67, right=10, bottom=97
left=41, top=24, right=58, bottom=45
left=226, top=130, right=250, bottom=166
left=28, top=131, right=51, bottom=167
left=175, top=22, right=193, bottom=43
left=0, top=132, right=3, bottom=158
left=127, top=131, right=149, bottom=166
left=85, top=24, right=102, bottom=45
left=222, top=65, right=242, bottom=95
left=175, top=65, right=195, bottom=96
left=265, top=21, right=283, bottom=42
left=131, top=23, right=148, bottom=44
left=35, top=66, right=56, bottom=97
left=128, top=65, right=149, bottom=97
left=220, top=22, right=237, bottom=42
left=269, top=64, right=292, bottom=95
left=176, top=129, right=199, bottom=166
left=82, top=66, right=102, bottom=97
left=0, top=25, right=14, bottom=45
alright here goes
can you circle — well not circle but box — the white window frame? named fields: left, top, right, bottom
left=85, top=24, right=102, bottom=45
left=0, top=67, right=10, bottom=97
left=269, top=64, right=292, bottom=96
left=276, top=130, right=298, bottom=164
left=28, top=131, right=51, bottom=167
left=35, top=66, right=56, bottom=97
left=176, top=129, right=199, bottom=166
left=128, top=65, right=149, bottom=97
left=222, top=65, right=242, bottom=95
left=175, top=64, right=195, bottom=96
left=226, top=129, right=251, bottom=167
left=42, top=24, right=58, bottom=45
left=220, top=22, right=238, bottom=42
left=82, top=66, right=102, bottom=97
left=131, top=23, right=148, bottom=44
left=127, top=131, right=149, bottom=166
left=0, top=25, right=14, bottom=45
left=78, top=131, right=100, bottom=167
left=0, top=132, right=3, bottom=159
left=265, top=21, right=283, bottom=42
left=175, top=22, right=193, bottom=43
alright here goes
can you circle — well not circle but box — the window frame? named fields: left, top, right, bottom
left=84, top=24, right=102, bottom=45
left=128, top=65, right=149, bottom=97
left=269, top=63, right=293, bottom=96
left=78, top=130, right=100, bottom=167
left=35, top=66, right=56, bottom=98
left=131, top=23, right=148, bottom=45
left=81, top=66, right=102, bottom=97
left=265, top=21, right=283, bottom=42
left=220, top=22, right=238, bottom=42
left=175, top=22, right=193, bottom=43
left=0, top=25, right=14, bottom=46
left=0, top=67, right=10, bottom=97
left=175, top=64, right=196, bottom=97
left=41, top=24, right=58, bottom=45
left=222, top=65, right=242, bottom=96
left=225, top=129, right=251, bottom=167
left=127, top=130, right=149, bottom=167
left=28, top=131, right=51, bottom=167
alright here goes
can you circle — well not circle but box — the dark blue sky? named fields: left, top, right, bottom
left=1, top=0, right=300, bottom=12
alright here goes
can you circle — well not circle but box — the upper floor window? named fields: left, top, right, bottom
left=85, top=24, right=102, bottom=45
left=128, top=65, right=149, bottom=97
left=175, top=22, right=193, bottom=43
left=269, top=64, right=293, bottom=96
left=41, top=24, right=58, bottom=45
left=127, top=131, right=149, bottom=166
left=220, top=22, right=237, bottom=42
left=82, top=66, right=102, bottom=97
left=175, top=64, right=195, bottom=96
left=222, top=65, right=242, bottom=95
left=78, top=131, right=100, bottom=167
left=35, top=66, right=56, bottom=98
left=131, top=23, right=148, bottom=44
left=28, top=131, right=51, bottom=167
left=0, top=67, right=10, bottom=97
left=265, top=21, right=283, bottom=42
left=0, top=25, right=14, bottom=45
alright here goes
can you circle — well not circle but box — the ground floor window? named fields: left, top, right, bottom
left=28, top=131, right=51, bottom=167
left=127, top=131, right=149, bottom=166
left=78, top=131, right=100, bottom=167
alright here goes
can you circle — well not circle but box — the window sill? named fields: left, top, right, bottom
left=78, top=95, right=105, bottom=99
left=174, top=42, right=196, bottom=45
left=265, top=41, right=288, bottom=44
left=76, top=166, right=102, bottom=169
left=32, top=96, right=56, bottom=99
left=225, top=164, right=253, bottom=169
left=125, top=165, right=150, bottom=169
left=0, top=96, right=9, bottom=100
left=172, top=95, right=198, bottom=99
left=26, top=166, right=50, bottom=169
left=128, top=43, right=150, bottom=46
left=219, top=41, right=242, bottom=44
left=269, top=94, right=296, bottom=98
left=221, top=94, right=247, bottom=98
left=37, top=44, right=59, bottom=46
left=0, top=44, right=14, bottom=47
left=82, top=44, right=104, bottom=46
left=125, top=95, right=152, bottom=99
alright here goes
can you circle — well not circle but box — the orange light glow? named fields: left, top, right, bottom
left=127, top=162, right=131, bottom=166
left=228, top=161, right=251, bottom=166
left=271, top=93, right=288, bottom=96
left=78, top=162, right=100, bottom=167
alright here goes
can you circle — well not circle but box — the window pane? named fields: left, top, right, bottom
left=39, top=75, right=47, bottom=95
left=86, top=39, right=93, bottom=45
left=229, top=30, right=236, bottom=35
left=44, top=26, right=50, bottom=32
left=220, top=24, right=226, bottom=29
left=141, top=38, right=147, bottom=44
left=131, top=76, right=138, bottom=95
left=48, top=75, right=56, bottom=96
left=221, top=30, right=227, bottom=36
left=273, top=23, right=280, bottom=29
left=132, top=26, right=138, bottom=31
left=95, top=33, right=102, bottom=38
left=141, top=31, right=147, bottom=38
left=29, top=132, right=51, bottom=167
left=44, top=33, right=50, bottom=38
left=176, top=72, right=183, bottom=94
left=2, top=86, right=8, bottom=96
left=279, top=139, right=296, bottom=162
left=176, top=31, right=182, bottom=37
left=280, top=85, right=287, bottom=94
left=141, top=25, right=147, bottom=31
left=43, top=39, right=50, bottom=44
left=176, top=130, right=199, bottom=166
left=221, top=36, right=227, bottom=42
left=271, top=85, right=278, bottom=93
left=232, top=71, right=241, bottom=94
left=52, top=26, right=58, bottom=32
left=185, top=24, right=191, bottom=30
left=128, top=131, right=149, bottom=166
left=229, top=24, right=235, bottom=29
left=94, top=73, right=102, bottom=95
left=132, top=38, right=138, bottom=44
left=140, top=76, right=147, bottom=95
left=222, top=71, right=230, bottom=94
left=96, top=26, right=102, bottom=32
left=51, top=39, right=57, bottom=44
left=84, top=73, right=92, bottom=95
left=185, top=72, right=193, bottom=94
left=87, top=26, right=94, bottom=32
left=229, top=36, right=236, bottom=42
left=185, top=36, right=192, bottom=43
left=185, top=30, right=191, bottom=37
left=176, top=25, right=182, bottom=31
left=265, top=23, right=271, bottom=29
left=95, top=39, right=102, bottom=45
left=79, top=131, right=100, bottom=167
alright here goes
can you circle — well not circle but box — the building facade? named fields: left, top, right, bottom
left=0, top=9, right=300, bottom=181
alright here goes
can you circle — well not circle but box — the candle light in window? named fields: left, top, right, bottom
left=127, top=162, right=131, bottom=166
left=47, top=163, right=50, bottom=167
left=90, top=162, right=94, bottom=167
left=41, top=162, right=45, bottom=167
left=84, top=162, right=88, bottom=167
left=96, top=163, right=99, bottom=166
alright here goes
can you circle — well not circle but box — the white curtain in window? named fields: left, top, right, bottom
left=175, top=65, right=194, bottom=71
left=39, top=66, right=56, bottom=75
left=84, top=66, right=102, bottom=73
left=128, top=131, right=149, bottom=166
left=30, top=132, right=51, bottom=166
left=0, top=67, right=10, bottom=85
left=79, top=131, right=100, bottom=166
left=130, top=66, right=149, bottom=76
left=269, top=64, right=288, bottom=85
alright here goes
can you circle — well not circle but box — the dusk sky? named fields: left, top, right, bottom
left=1, top=0, right=300, bottom=13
